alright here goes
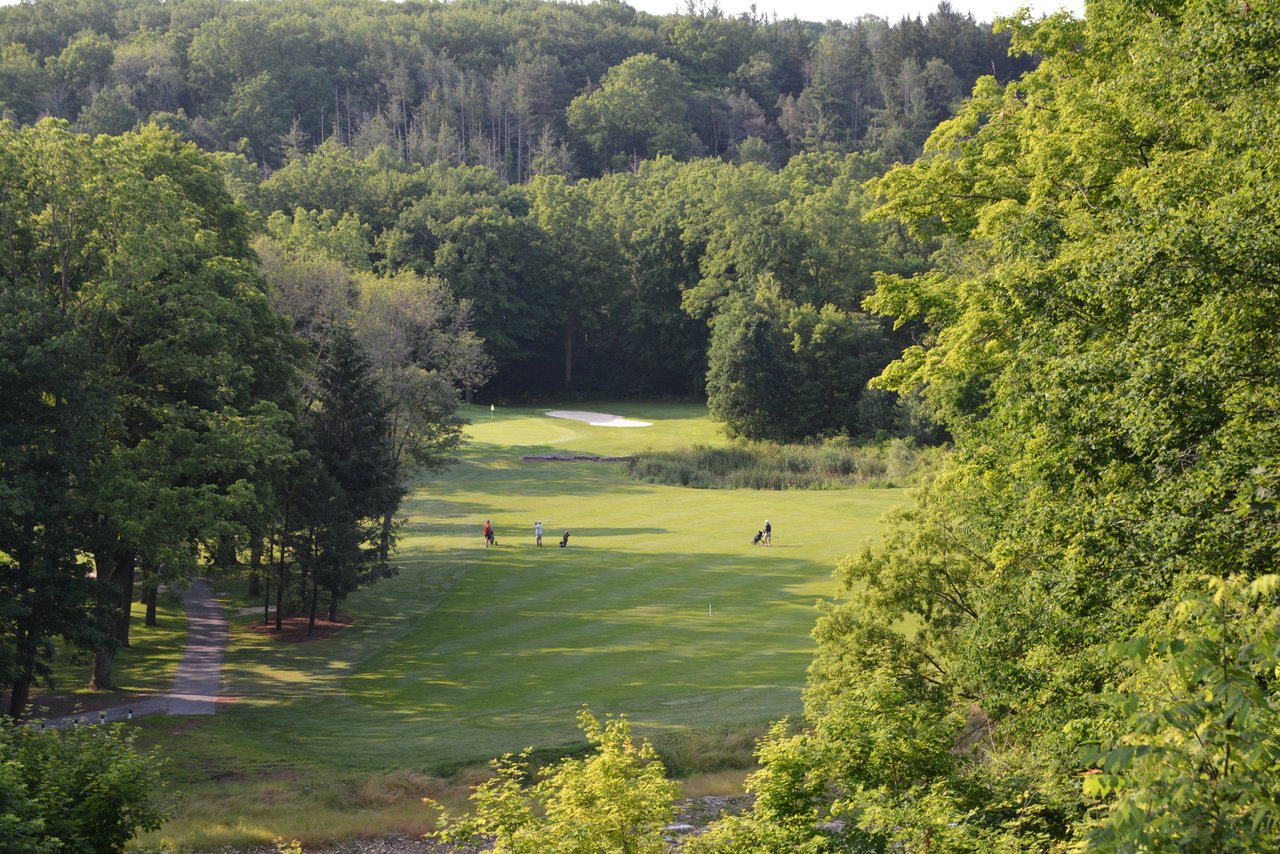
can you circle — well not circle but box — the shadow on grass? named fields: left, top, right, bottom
left=336, top=541, right=831, bottom=712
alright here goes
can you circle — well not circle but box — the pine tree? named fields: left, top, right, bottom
left=297, top=322, right=400, bottom=631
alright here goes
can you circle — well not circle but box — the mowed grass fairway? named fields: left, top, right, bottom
left=349, top=405, right=905, bottom=756
left=135, top=403, right=906, bottom=847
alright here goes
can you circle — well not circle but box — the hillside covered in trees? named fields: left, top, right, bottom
left=0, top=0, right=1031, bottom=174
left=0, top=0, right=1033, bottom=438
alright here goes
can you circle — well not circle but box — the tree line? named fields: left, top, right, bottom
left=0, top=0, right=1038, bottom=443
left=0, top=0, right=1033, bottom=177
left=0, top=120, right=488, bottom=719
left=248, top=142, right=936, bottom=439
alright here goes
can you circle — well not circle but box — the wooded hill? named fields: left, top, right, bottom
left=0, top=0, right=1034, bottom=430
left=0, top=0, right=1032, bottom=174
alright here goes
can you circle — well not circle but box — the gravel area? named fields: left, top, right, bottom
left=212, top=796, right=751, bottom=853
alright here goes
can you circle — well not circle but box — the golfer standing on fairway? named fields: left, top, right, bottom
left=535, top=520, right=543, bottom=546
left=764, top=519, right=772, bottom=546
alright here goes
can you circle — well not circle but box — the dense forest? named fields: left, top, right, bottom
left=0, top=0, right=1032, bottom=430
left=0, top=0, right=1031, bottom=172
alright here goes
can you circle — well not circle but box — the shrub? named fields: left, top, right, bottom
left=0, top=720, right=167, bottom=853
left=1078, top=575, right=1280, bottom=852
left=624, top=439, right=945, bottom=490
left=427, top=708, right=680, bottom=854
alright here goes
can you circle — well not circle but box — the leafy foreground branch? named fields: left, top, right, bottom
left=0, top=721, right=166, bottom=853
left=426, top=708, right=679, bottom=854
left=1079, top=574, right=1280, bottom=852
left=675, top=575, right=1280, bottom=853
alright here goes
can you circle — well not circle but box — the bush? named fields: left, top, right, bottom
left=1078, top=575, right=1280, bottom=852
left=624, top=440, right=946, bottom=490
left=428, top=709, right=679, bottom=854
left=0, top=720, right=167, bottom=853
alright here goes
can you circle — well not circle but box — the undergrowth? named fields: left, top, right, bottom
left=625, top=437, right=946, bottom=489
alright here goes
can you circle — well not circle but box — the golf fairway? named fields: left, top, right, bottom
left=205, top=404, right=909, bottom=770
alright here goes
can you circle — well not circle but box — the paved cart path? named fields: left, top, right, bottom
left=40, top=579, right=226, bottom=727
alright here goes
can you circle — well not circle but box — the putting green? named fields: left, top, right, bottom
left=207, top=404, right=907, bottom=770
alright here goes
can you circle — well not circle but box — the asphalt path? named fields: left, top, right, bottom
left=40, top=579, right=225, bottom=727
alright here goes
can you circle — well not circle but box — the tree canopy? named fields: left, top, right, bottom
left=692, top=0, right=1280, bottom=847
left=0, top=0, right=1032, bottom=176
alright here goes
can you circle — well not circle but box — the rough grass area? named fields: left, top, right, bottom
left=625, top=437, right=946, bottom=490
left=650, top=724, right=768, bottom=776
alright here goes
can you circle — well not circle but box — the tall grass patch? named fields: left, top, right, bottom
left=651, top=724, right=769, bottom=776
left=626, top=438, right=946, bottom=490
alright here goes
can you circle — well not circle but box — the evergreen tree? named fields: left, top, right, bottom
left=297, top=322, right=400, bottom=629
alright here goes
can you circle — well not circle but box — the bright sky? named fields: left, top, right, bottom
left=624, top=0, right=1085, bottom=24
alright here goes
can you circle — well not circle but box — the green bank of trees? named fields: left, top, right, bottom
left=0, top=0, right=1032, bottom=176
left=254, top=207, right=491, bottom=632
left=0, top=0, right=1026, bottom=440
left=0, top=120, right=488, bottom=717
left=251, top=144, right=927, bottom=437
left=5, top=0, right=1010, bottom=438
left=684, top=0, right=1280, bottom=848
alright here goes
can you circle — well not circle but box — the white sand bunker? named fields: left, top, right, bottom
left=546, top=410, right=652, bottom=428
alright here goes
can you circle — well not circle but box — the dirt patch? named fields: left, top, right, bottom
left=249, top=612, right=353, bottom=642
left=168, top=718, right=208, bottom=737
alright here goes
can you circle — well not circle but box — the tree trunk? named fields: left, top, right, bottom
left=307, top=582, right=319, bottom=636
left=9, top=670, right=32, bottom=719
left=275, top=558, right=285, bottom=632
left=10, top=620, right=35, bottom=718
left=263, top=576, right=272, bottom=624
left=116, top=554, right=135, bottom=647
left=248, top=537, right=263, bottom=598
left=563, top=323, right=575, bottom=387
left=380, top=509, right=394, bottom=562
left=90, top=549, right=135, bottom=691
left=144, top=585, right=157, bottom=626
left=214, top=534, right=237, bottom=571
left=90, top=643, right=116, bottom=691
left=327, top=591, right=338, bottom=622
